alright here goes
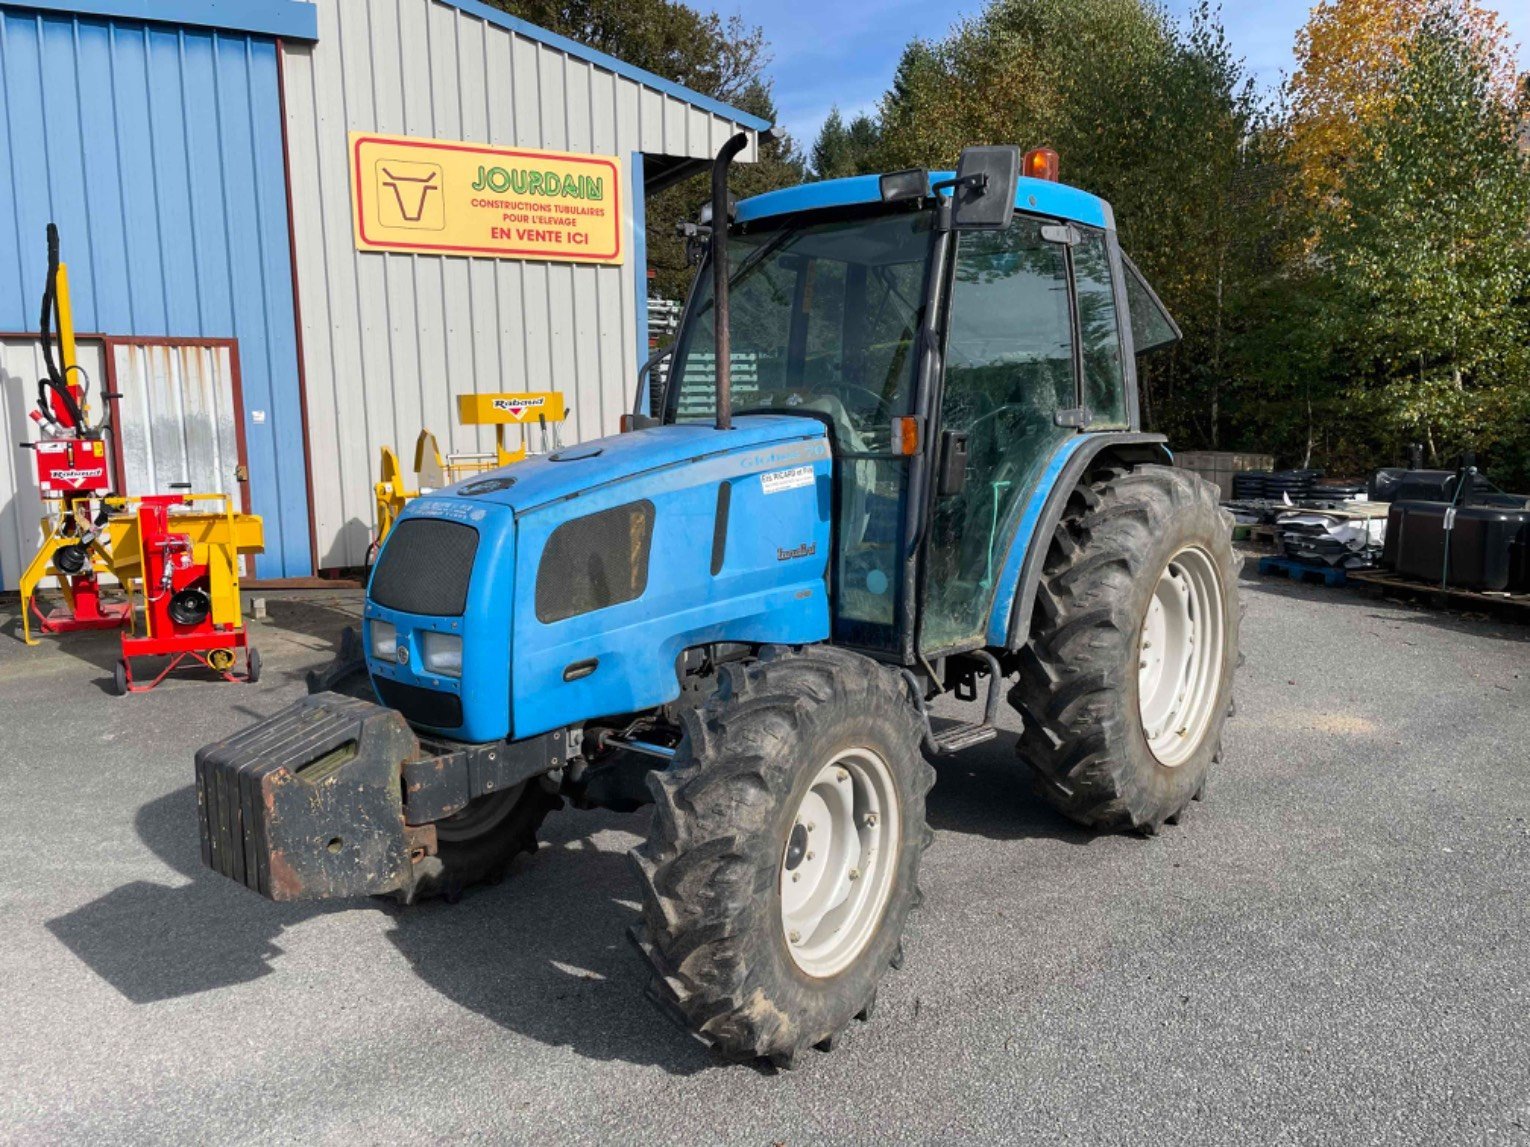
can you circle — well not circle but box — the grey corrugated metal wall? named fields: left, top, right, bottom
left=282, top=0, right=760, bottom=568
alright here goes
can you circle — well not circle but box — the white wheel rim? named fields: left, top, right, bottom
left=779, top=747, right=901, bottom=978
left=1138, top=545, right=1226, bottom=768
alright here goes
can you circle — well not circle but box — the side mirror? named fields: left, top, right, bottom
left=950, top=146, right=1019, bottom=231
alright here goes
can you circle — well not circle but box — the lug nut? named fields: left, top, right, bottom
left=806, top=851, right=814, bottom=861
left=864, top=812, right=878, bottom=827
left=837, top=769, right=849, bottom=782
left=789, top=930, right=801, bottom=944
left=848, top=867, right=861, bottom=881
left=792, top=872, right=800, bottom=883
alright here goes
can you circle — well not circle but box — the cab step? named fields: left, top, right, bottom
left=933, top=722, right=999, bottom=753
left=901, top=649, right=1007, bottom=757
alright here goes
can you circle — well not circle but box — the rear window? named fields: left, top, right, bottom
left=1122, top=253, right=1181, bottom=354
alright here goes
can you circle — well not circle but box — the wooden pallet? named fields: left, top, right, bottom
left=1258, top=555, right=1351, bottom=588
left=1348, top=569, right=1530, bottom=621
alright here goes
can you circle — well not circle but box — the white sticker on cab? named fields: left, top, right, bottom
left=760, top=465, right=815, bottom=495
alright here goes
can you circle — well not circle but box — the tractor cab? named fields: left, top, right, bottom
left=659, top=148, right=1180, bottom=664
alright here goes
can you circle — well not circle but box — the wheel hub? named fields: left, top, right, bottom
left=779, top=749, right=900, bottom=978
left=1137, top=545, right=1226, bottom=767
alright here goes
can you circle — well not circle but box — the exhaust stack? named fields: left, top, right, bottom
left=710, top=132, right=748, bottom=431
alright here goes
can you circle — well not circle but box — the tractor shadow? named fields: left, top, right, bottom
left=44, top=785, right=352, bottom=1003
left=923, top=716, right=1094, bottom=846
left=384, top=805, right=716, bottom=1074
left=45, top=784, right=713, bottom=1075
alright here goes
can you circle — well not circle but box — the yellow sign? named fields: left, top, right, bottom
left=350, top=132, right=623, bottom=265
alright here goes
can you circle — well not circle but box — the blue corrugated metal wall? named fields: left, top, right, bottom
left=0, top=8, right=310, bottom=578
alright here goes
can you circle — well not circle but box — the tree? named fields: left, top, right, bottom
left=488, top=0, right=767, bottom=102
left=1323, top=4, right=1530, bottom=472
left=1287, top=0, right=1517, bottom=219
left=810, top=107, right=882, bottom=179
left=873, top=0, right=1267, bottom=448
left=486, top=0, right=806, bottom=305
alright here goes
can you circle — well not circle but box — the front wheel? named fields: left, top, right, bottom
left=400, top=782, right=562, bottom=904
left=630, top=646, right=933, bottom=1065
left=1012, top=465, right=1241, bottom=832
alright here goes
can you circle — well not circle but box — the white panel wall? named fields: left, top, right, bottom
left=283, top=0, right=760, bottom=568
left=0, top=337, right=107, bottom=591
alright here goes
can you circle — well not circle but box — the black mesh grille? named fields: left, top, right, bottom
left=373, top=676, right=464, bottom=729
left=536, top=500, right=654, bottom=623
left=370, top=519, right=478, bottom=616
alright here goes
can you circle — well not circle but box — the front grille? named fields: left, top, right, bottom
left=370, top=519, right=478, bottom=616
left=536, top=500, right=654, bottom=622
left=374, top=676, right=464, bottom=730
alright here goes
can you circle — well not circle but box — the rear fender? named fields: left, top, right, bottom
left=986, top=432, right=1170, bottom=650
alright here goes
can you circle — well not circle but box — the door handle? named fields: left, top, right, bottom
left=937, top=430, right=969, bottom=497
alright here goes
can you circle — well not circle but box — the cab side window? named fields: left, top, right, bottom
left=920, top=216, right=1076, bottom=652
left=1072, top=228, right=1127, bottom=428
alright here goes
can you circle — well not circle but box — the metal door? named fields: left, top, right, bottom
left=108, top=341, right=248, bottom=506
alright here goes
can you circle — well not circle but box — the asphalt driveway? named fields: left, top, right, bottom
left=1, top=564, right=1526, bottom=1144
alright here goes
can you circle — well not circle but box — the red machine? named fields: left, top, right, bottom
left=111, top=492, right=263, bottom=694
left=18, top=224, right=132, bottom=644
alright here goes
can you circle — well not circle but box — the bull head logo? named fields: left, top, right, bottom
left=376, top=160, right=444, bottom=229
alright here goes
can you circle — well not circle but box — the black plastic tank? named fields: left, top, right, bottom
left=1384, top=501, right=1530, bottom=591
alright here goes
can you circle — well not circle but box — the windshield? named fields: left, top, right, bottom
left=667, top=209, right=936, bottom=453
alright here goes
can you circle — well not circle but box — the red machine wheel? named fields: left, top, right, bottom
left=113, top=659, right=129, bottom=696
left=246, top=648, right=262, bottom=684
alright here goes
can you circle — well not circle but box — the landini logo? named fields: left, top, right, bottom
left=777, top=542, right=817, bottom=562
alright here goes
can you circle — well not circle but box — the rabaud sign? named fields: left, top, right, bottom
left=350, top=132, right=623, bottom=265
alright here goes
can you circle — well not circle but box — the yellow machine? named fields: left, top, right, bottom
left=18, top=224, right=130, bottom=646
left=371, top=392, right=567, bottom=552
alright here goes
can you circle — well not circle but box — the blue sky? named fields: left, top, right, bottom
left=699, top=1, right=1530, bottom=150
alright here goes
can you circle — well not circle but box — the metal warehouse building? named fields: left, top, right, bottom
left=0, top=0, right=766, bottom=587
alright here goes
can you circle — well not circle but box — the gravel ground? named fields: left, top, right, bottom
left=1, top=565, right=1527, bottom=1145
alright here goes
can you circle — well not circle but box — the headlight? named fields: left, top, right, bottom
left=420, top=631, right=462, bottom=677
left=370, top=620, right=397, bottom=659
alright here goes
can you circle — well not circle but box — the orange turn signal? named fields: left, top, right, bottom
left=1023, top=146, right=1060, bottom=182
left=893, top=415, right=922, bottom=456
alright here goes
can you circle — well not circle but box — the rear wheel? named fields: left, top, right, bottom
left=401, top=782, right=562, bottom=904
left=1012, top=465, right=1240, bottom=832
left=631, top=646, right=933, bottom=1065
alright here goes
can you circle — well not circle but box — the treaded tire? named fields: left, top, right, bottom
left=1012, top=464, right=1241, bottom=832
left=399, top=783, right=562, bottom=905
left=630, top=645, right=933, bottom=1066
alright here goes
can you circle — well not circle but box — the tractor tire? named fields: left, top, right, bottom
left=630, top=645, right=933, bottom=1066
left=399, top=782, right=562, bottom=905
left=1012, top=464, right=1240, bottom=833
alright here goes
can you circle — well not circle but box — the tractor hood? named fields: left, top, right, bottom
left=368, top=412, right=835, bottom=744
left=425, top=414, right=829, bottom=516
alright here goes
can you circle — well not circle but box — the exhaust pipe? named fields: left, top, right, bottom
left=711, top=132, right=748, bottom=431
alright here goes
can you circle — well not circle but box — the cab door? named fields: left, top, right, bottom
left=918, top=216, right=1081, bottom=655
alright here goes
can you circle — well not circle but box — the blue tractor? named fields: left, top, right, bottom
left=198, top=140, right=1240, bottom=1066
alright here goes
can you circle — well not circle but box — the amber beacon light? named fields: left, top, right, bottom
left=1023, top=147, right=1060, bottom=182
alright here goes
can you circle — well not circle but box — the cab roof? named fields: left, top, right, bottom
left=736, top=172, right=1114, bottom=232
